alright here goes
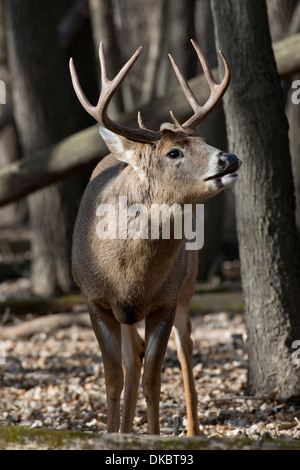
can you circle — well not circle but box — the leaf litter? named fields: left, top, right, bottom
left=1, top=309, right=300, bottom=440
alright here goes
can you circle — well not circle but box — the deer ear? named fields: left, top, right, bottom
left=98, top=125, right=136, bottom=165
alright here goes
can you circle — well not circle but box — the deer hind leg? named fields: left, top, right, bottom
left=173, top=303, right=200, bottom=436
left=121, top=324, right=145, bottom=433
left=88, top=302, right=123, bottom=433
left=142, top=305, right=176, bottom=435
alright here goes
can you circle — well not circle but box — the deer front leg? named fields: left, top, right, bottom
left=173, top=304, right=200, bottom=436
left=88, top=302, right=123, bottom=433
left=142, top=306, right=176, bottom=435
left=121, top=324, right=145, bottom=433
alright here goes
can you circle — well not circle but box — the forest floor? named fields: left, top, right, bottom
left=1, top=226, right=300, bottom=449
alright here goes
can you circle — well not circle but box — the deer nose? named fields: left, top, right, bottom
left=218, top=153, right=241, bottom=171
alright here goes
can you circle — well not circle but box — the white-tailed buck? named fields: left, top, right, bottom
left=69, top=40, right=241, bottom=436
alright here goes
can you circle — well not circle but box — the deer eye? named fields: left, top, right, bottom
left=167, top=149, right=183, bottom=159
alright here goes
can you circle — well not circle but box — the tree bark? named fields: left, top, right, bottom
left=169, top=0, right=197, bottom=80
left=141, top=0, right=168, bottom=104
left=211, top=0, right=300, bottom=398
left=0, top=0, right=22, bottom=226
left=88, top=0, right=124, bottom=114
left=5, top=0, right=94, bottom=296
left=287, top=80, right=300, bottom=237
left=286, top=5, right=300, bottom=236
left=195, top=0, right=227, bottom=281
left=266, top=0, right=298, bottom=42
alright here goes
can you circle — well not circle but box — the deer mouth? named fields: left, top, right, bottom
left=205, top=161, right=241, bottom=181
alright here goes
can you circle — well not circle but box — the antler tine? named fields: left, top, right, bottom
left=137, top=111, right=146, bottom=129
left=69, top=57, right=98, bottom=121
left=169, top=111, right=183, bottom=129
left=168, top=39, right=231, bottom=129
left=98, top=41, right=109, bottom=86
left=190, top=39, right=217, bottom=90
left=168, top=53, right=199, bottom=114
left=98, top=42, right=141, bottom=97
left=70, top=43, right=161, bottom=143
left=190, top=39, right=231, bottom=95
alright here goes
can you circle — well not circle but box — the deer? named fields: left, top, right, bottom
left=69, top=39, right=241, bottom=436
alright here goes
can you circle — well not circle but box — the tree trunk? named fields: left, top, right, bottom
left=286, top=5, right=300, bottom=237
left=169, top=0, right=197, bottom=80
left=141, top=0, right=168, bottom=104
left=287, top=77, right=300, bottom=237
left=5, top=0, right=95, bottom=296
left=266, top=0, right=298, bottom=42
left=88, top=0, right=124, bottom=115
left=267, top=0, right=300, bottom=237
left=0, top=0, right=22, bottom=227
left=195, top=0, right=227, bottom=282
left=211, top=0, right=300, bottom=398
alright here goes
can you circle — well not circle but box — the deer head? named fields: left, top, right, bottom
left=69, top=40, right=241, bottom=207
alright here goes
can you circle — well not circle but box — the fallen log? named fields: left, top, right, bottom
left=0, top=34, right=299, bottom=208
left=0, top=292, right=243, bottom=317
left=273, top=32, right=300, bottom=79
left=0, top=293, right=85, bottom=315
left=0, top=290, right=245, bottom=338
left=190, top=292, right=243, bottom=314
left=0, top=311, right=90, bottom=339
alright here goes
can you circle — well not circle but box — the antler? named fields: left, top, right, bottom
left=69, top=42, right=161, bottom=143
left=168, top=39, right=231, bottom=129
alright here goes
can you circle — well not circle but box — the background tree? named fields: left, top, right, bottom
left=211, top=0, right=300, bottom=398
left=5, top=0, right=96, bottom=296
left=0, top=0, right=22, bottom=227
left=88, top=0, right=125, bottom=115
left=267, top=0, right=300, bottom=237
left=194, top=0, right=230, bottom=281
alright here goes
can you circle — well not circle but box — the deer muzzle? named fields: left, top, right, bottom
left=205, top=153, right=242, bottom=181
